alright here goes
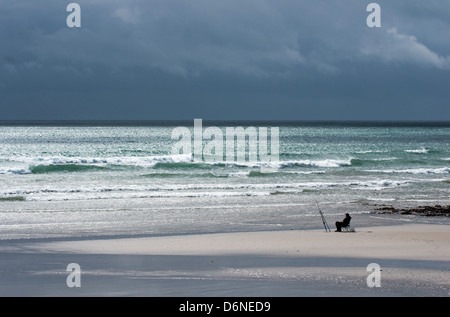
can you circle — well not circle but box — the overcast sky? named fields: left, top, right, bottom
left=1, top=0, right=449, bottom=121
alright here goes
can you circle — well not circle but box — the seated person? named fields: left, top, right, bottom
left=335, top=213, right=351, bottom=232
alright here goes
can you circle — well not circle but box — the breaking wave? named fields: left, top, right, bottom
left=365, top=167, right=450, bottom=175
left=405, top=148, right=429, bottom=154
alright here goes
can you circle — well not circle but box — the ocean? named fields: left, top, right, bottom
left=1, top=121, right=449, bottom=240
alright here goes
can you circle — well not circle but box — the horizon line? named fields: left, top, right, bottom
left=0, top=119, right=449, bottom=127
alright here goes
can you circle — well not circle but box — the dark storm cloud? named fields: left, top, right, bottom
left=1, top=0, right=449, bottom=120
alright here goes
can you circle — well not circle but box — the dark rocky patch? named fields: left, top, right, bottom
left=371, top=205, right=450, bottom=217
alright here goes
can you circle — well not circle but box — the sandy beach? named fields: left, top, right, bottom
left=1, top=223, right=449, bottom=297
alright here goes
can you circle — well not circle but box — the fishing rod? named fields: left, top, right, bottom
left=315, top=199, right=331, bottom=232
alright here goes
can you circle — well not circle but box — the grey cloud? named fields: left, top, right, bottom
left=1, top=0, right=449, bottom=120
left=360, top=27, right=450, bottom=69
left=3, top=0, right=450, bottom=77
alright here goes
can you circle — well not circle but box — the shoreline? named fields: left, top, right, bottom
left=2, top=204, right=450, bottom=243
left=1, top=223, right=449, bottom=297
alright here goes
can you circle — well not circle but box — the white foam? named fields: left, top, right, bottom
left=0, top=167, right=31, bottom=175
left=365, top=167, right=450, bottom=175
left=2, top=177, right=410, bottom=202
left=405, top=148, right=429, bottom=154
left=1, top=154, right=194, bottom=170
left=283, top=159, right=352, bottom=168
left=227, top=172, right=250, bottom=178
left=231, top=158, right=352, bottom=169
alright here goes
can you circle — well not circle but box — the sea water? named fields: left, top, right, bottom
left=0, top=121, right=449, bottom=239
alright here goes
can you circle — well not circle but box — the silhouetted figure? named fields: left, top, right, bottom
left=335, top=213, right=351, bottom=232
